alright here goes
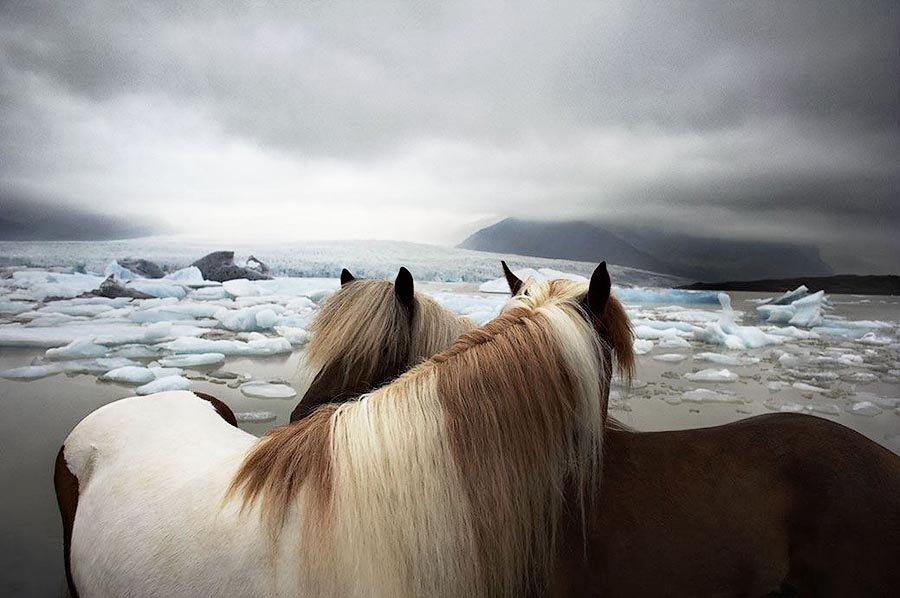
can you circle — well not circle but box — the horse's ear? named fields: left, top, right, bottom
left=395, top=266, right=414, bottom=309
left=586, top=261, right=611, bottom=317
left=501, top=261, right=523, bottom=295
left=340, top=268, right=355, bottom=286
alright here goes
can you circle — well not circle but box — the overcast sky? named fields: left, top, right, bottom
left=1, top=1, right=897, bottom=272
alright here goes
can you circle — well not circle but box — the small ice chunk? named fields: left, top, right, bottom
left=149, top=366, right=184, bottom=378
left=633, top=339, right=653, bottom=355
left=653, top=354, right=687, bottom=363
left=164, top=266, right=205, bottom=284
left=163, top=336, right=292, bottom=356
left=126, top=280, right=187, bottom=299
left=0, top=300, right=35, bottom=315
left=778, top=353, right=802, bottom=368
left=45, top=339, right=109, bottom=361
left=764, top=399, right=805, bottom=413
left=792, top=382, right=827, bottom=393
left=695, top=352, right=760, bottom=366
left=807, top=403, right=841, bottom=416
left=235, top=411, right=277, bottom=423
left=275, top=326, right=311, bottom=346
left=849, top=371, right=877, bottom=383
left=239, top=381, right=297, bottom=399
left=771, top=285, right=809, bottom=305
left=658, top=336, right=691, bottom=349
left=837, top=354, right=864, bottom=366
left=100, top=366, right=156, bottom=385
left=682, top=388, right=741, bottom=403
left=0, top=364, right=61, bottom=380
left=59, top=357, right=140, bottom=375
left=104, top=260, right=140, bottom=281
left=135, top=375, right=192, bottom=395
left=191, top=286, right=229, bottom=300
left=848, top=401, right=882, bottom=417
left=684, top=368, right=738, bottom=383
left=157, top=353, right=226, bottom=368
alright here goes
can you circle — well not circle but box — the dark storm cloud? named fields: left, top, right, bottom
left=0, top=1, right=897, bottom=271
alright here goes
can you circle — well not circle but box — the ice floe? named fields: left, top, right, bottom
left=684, top=368, right=739, bottom=382
left=163, top=336, right=292, bottom=356
left=0, top=364, right=61, bottom=380
left=157, top=353, right=226, bottom=368
left=239, top=381, right=297, bottom=399
left=100, top=366, right=156, bottom=385
left=135, top=375, right=192, bottom=395
left=652, top=353, right=687, bottom=363
left=695, top=352, right=760, bottom=366
left=235, top=411, right=277, bottom=423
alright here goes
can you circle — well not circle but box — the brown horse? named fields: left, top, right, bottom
left=276, top=261, right=900, bottom=596
left=290, top=267, right=474, bottom=421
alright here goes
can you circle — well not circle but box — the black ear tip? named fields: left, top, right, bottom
left=395, top=267, right=414, bottom=304
left=340, top=268, right=355, bottom=285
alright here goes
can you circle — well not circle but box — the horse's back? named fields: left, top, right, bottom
left=62, top=391, right=276, bottom=598
left=566, top=413, right=900, bottom=597
left=756, top=413, right=900, bottom=596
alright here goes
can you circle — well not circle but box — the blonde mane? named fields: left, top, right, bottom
left=301, top=279, right=474, bottom=391
left=230, top=277, right=628, bottom=596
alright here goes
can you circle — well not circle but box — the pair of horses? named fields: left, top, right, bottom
left=55, top=263, right=900, bottom=597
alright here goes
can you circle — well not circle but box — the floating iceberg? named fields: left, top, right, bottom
left=695, top=293, right=783, bottom=349
left=104, top=261, right=139, bottom=281
left=771, top=285, right=810, bottom=305
left=757, top=290, right=826, bottom=327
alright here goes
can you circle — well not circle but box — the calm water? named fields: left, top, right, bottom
left=0, top=293, right=898, bottom=596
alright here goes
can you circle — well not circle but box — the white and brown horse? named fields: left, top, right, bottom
left=290, top=267, right=474, bottom=421
left=55, top=267, right=618, bottom=597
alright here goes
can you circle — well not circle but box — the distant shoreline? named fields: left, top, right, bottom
left=680, top=274, right=899, bottom=296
